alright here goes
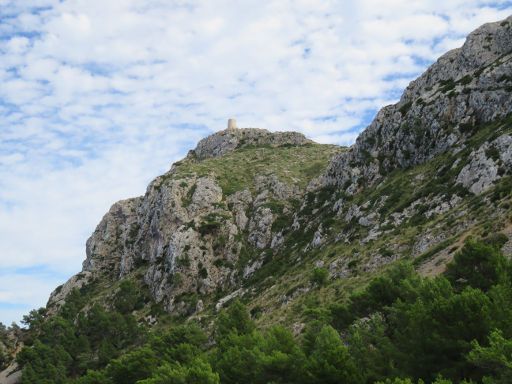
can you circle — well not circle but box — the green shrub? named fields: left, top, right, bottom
left=458, top=74, right=473, bottom=86
left=485, top=146, right=500, bottom=161
left=439, top=78, right=456, bottom=93
left=198, top=220, right=221, bottom=235
left=199, top=266, right=208, bottom=279
left=182, top=183, right=197, bottom=207
left=311, top=267, right=329, bottom=286
left=399, top=101, right=413, bottom=116
left=484, top=233, right=509, bottom=248
left=114, top=280, right=144, bottom=314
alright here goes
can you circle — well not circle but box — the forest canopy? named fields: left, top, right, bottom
left=14, top=239, right=512, bottom=384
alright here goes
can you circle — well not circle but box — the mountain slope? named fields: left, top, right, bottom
left=45, top=15, right=512, bottom=327
left=2, top=15, right=512, bottom=384
left=46, top=131, right=342, bottom=320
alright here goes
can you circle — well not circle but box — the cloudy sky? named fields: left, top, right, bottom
left=1, top=0, right=512, bottom=325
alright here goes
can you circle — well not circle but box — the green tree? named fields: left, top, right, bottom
left=139, top=358, right=219, bottom=384
left=0, top=347, right=7, bottom=370
left=72, top=369, right=112, bottom=384
left=215, top=302, right=305, bottom=384
left=0, top=322, right=7, bottom=341
left=347, top=313, right=397, bottom=383
left=256, top=326, right=306, bottom=384
left=376, top=378, right=454, bottom=384
left=150, top=324, right=207, bottom=364
left=106, top=347, right=158, bottom=384
left=446, top=240, right=508, bottom=291
left=487, top=283, right=512, bottom=338
left=304, top=325, right=362, bottom=384
left=215, top=300, right=255, bottom=339
left=310, top=268, right=328, bottom=286
left=342, top=262, right=420, bottom=328
left=21, top=308, right=46, bottom=330
left=468, top=330, right=512, bottom=384
left=389, top=278, right=492, bottom=381
left=114, top=280, right=143, bottom=314
left=18, top=340, right=71, bottom=384
left=214, top=331, right=265, bottom=384
left=60, top=288, right=88, bottom=320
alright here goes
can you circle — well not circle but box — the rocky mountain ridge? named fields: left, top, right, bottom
left=323, top=16, right=512, bottom=192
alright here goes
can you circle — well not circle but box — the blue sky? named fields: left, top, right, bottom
left=1, top=0, right=512, bottom=325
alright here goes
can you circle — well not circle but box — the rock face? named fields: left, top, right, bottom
left=0, top=362, right=21, bottom=384
left=0, top=327, right=22, bottom=384
left=456, top=134, right=512, bottom=194
left=323, top=16, right=512, bottom=192
left=82, top=198, right=141, bottom=276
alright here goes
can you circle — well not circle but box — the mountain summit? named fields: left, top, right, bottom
left=190, top=125, right=313, bottom=160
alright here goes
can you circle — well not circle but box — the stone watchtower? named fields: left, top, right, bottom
left=227, top=118, right=237, bottom=130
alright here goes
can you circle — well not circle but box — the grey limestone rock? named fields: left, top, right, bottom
left=44, top=16, right=512, bottom=323
left=322, top=16, right=512, bottom=192
left=192, top=127, right=312, bottom=160
left=248, top=207, right=274, bottom=249
left=456, top=134, right=512, bottom=194
left=83, top=198, right=141, bottom=277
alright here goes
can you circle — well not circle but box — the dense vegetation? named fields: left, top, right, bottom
left=12, top=238, right=512, bottom=384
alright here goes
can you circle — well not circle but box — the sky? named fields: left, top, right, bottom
left=1, top=0, right=512, bottom=326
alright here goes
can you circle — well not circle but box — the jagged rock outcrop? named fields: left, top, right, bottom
left=456, top=134, right=512, bottom=194
left=47, top=271, right=92, bottom=312
left=323, top=16, right=512, bottom=192
left=0, top=362, right=21, bottom=384
left=82, top=198, right=141, bottom=276
left=0, top=327, right=22, bottom=384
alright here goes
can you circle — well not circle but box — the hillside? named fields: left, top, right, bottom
left=1, top=15, right=512, bottom=384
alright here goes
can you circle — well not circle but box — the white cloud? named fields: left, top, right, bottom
left=1, top=0, right=511, bottom=324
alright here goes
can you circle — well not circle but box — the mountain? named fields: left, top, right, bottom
left=47, top=14, right=512, bottom=322
left=46, top=128, right=340, bottom=318
left=2, top=15, right=512, bottom=384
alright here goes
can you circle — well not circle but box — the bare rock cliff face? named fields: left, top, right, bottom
left=323, top=16, right=512, bottom=191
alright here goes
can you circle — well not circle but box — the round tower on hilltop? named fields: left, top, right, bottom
left=227, top=118, right=237, bottom=130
